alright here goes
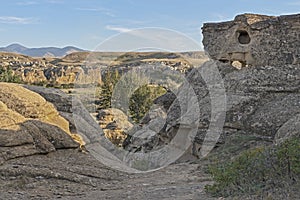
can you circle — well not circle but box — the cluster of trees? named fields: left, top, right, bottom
left=97, top=69, right=166, bottom=123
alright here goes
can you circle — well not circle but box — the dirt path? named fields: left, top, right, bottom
left=0, top=149, right=216, bottom=200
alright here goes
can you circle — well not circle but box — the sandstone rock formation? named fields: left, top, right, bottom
left=1, top=83, right=207, bottom=199
left=23, top=84, right=109, bottom=152
left=202, top=13, right=300, bottom=67
left=0, top=13, right=299, bottom=199
left=22, top=84, right=97, bottom=135
left=274, top=114, right=300, bottom=144
left=0, top=51, right=207, bottom=86
left=0, top=83, right=79, bottom=164
left=124, top=13, right=300, bottom=158
left=97, top=108, right=133, bottom=146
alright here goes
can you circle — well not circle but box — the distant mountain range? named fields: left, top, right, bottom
left=0, top=43, right=86, bottom=57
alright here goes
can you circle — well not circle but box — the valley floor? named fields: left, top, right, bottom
left=0, top=149, right=216, bottom=200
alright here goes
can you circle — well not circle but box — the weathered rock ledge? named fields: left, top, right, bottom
left=202, top=13, right=300, bottom=67
left=0, top=83, right=79, bottom=164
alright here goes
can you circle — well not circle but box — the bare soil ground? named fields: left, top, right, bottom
left=0, top=149, right=216, bottom=200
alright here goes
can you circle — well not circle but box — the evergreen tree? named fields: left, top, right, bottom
left=98, top=69, right=121, bottom=109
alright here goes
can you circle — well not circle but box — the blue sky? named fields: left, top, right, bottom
left=0, top=0, right=299, bottom=50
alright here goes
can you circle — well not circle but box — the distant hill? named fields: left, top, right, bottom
left=0, top=50, right=208, bottom=86
left=0, top=43, right=86, bottom=57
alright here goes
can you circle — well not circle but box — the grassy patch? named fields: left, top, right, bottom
left=205, top=137, right=300, bottom=198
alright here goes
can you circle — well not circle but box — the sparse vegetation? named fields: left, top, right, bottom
left=129, top=84, right=166, bottom=123
left=97, top=69, right=121, bottom=109
left=205, top=137, right=300, bottom=198
left=97, top=69, right=166, bottom=123
left=0, top=66, right=22, bottom=83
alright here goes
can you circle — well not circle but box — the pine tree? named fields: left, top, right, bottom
left=98, top=69, right=121, bottom=109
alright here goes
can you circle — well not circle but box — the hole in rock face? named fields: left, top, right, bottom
left=219, top=59, right=230, bottom=63
left=238, top=30, right=251, bottom=44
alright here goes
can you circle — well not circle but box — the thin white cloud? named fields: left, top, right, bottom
left=16, top=1, right=38, bottom=6
left=0, top=16, right=36, bottom=24
left=105, top=25, right=132, bottom=33
left=16, top=0, right=63, bottom=6
left=46, top=0, right=64, bottom=4
left=76, top=7, right=115, bottom=17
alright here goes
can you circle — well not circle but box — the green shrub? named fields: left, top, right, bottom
left=0, top=66, right=23, bottom=83
left=109, top=69, right=149, bottom=111
left=205, top=137, right=300, bottom=197
left=129, top=84, right=166, bottom=123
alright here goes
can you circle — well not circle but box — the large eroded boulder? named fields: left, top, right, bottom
left=0, top=83, right=79, bottom=164
left=0, top=82, right=70, bottom=133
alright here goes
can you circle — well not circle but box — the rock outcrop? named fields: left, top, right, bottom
left=202, top=13, right=300, bottom=67
left=0, top=83, right=79, bottom=164
left=0, top=84, right=214, bottom=198
left=124, top=13, right=300, bottom=158
left=97, top=108, right=133, bottom=146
